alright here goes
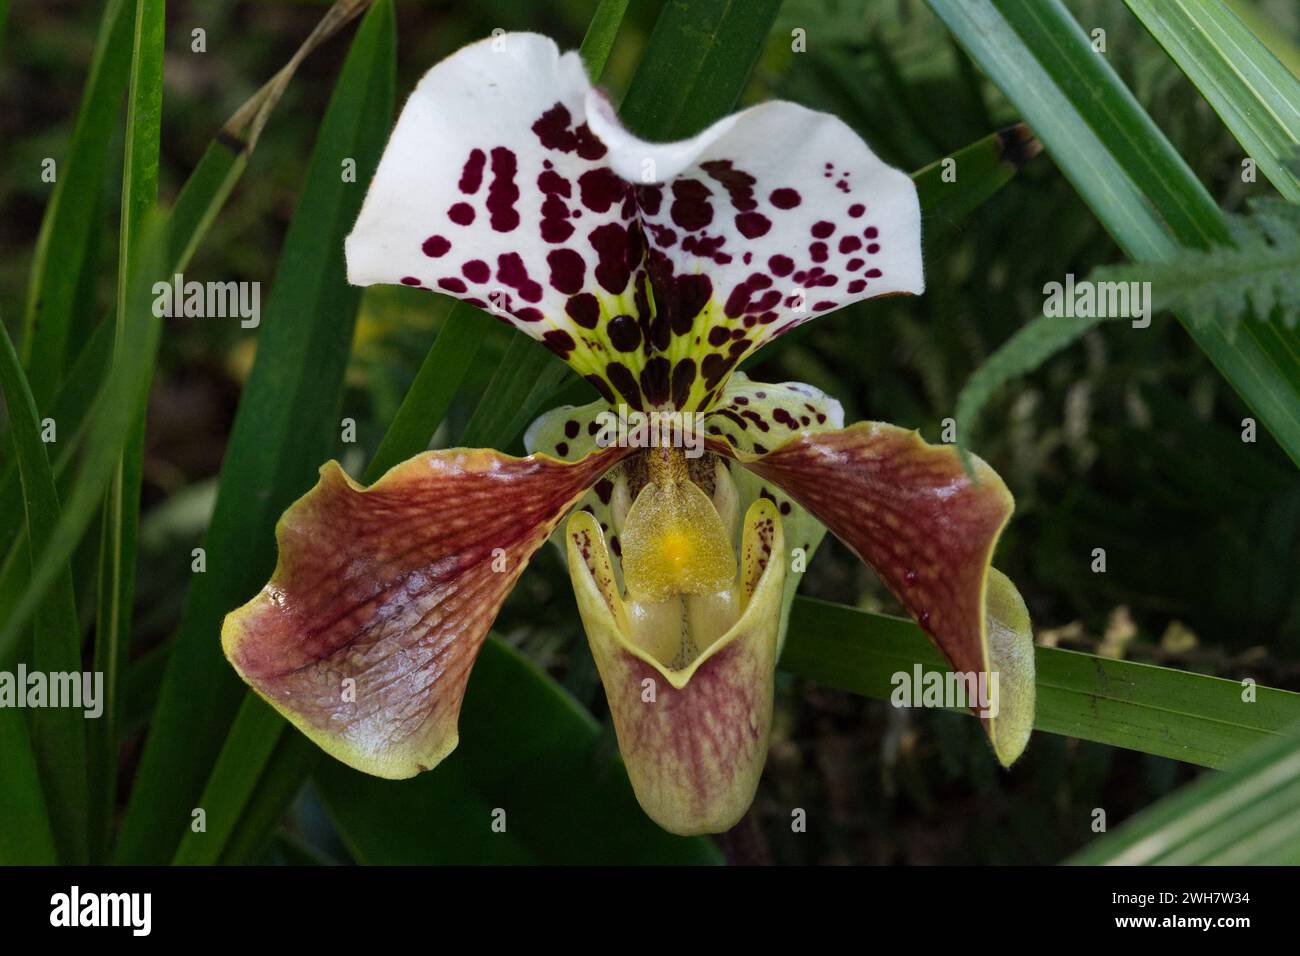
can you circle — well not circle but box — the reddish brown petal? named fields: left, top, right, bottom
left=728, top=422, right=1033, bottom=764
left=222, top=446, right=627, bottom=778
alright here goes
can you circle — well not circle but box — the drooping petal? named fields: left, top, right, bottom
left=222, top=445, right=626, bottom=778
left=703, top=372, right=843, bottom=651
left=586, top=92, right=923, bottom=409
left=567, top=498, right=785, bottom=835
left=729, top=423, right=1034, bottom=765
left=345, top=33, right=651, bottom=406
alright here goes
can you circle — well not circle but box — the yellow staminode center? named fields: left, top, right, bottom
left=660, top=530, right=694, bottom=569
left=620, top=448, right=736, bottom=605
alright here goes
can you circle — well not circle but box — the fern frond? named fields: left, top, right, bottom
left=1090, top=198, right=1300, bottom=335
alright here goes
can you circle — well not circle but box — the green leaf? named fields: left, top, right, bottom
left=0, top=319, right=84, bottom=863
left=0, top=219, right=165, bottom=679
left=1068, top=720, right=1300, bottom=864
left=782, top=597, right=1300, bottom=770
left=578, top=0, right=629, bottom=81
left=113, top=0, right=396, bottom=865
left=927, top=0, right=1300, bottom=468
left=21, top=0, right=133, bottom=407
left=315, top=637, right=722, bottom=865
left=363, top=304, right=482, bottom=482
left=0, top=708, right=57, bottom=864
left=90, top=0, right=165, bottom=863
left=460, top=333, right=573, bottom=449
left=1126, top=0, right=1300, bottom=202
left=618, top=0, right=783, bottom=139
left=913, top=122, right=1042, bottom=258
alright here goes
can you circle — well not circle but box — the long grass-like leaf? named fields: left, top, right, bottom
left=1068, top=720, right=1300, bottom=864
left=0, top=318, right=86, bottom=862
left=618, top=0, right=783, bottom=138
left=89, top=0, right=165, bottom=864
left=1126, top=0, right=1300, bottom=202
left=783, top=597, right=1300, bottom=770
left=20, top=0, right=133, bottom=407
left=0, top=707, right=57, bottom=864
left=116, top=0, right=396, bottom=865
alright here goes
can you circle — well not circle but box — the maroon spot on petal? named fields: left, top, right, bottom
left=811, top=220, right=835, bottom=239
left=541, top=218, right=575, bottom=244
left=564, top=419, right=580, bottom=440
left=848, top=203, right=865, bottom=218
left=847, top=258, right=864, bottom=271
left=513, top=306, right=544, bottom=322
left=670, top=179, right=713, bottom=232
left=578, top=167, right=627, bottom=214
left=400, top=276, right=421, bottom=286
left=532, top=103, right=576, bottom=152
left=735, top=212, right=771, bottom=239
left=586, top=374, right=616, bottom=404
left=497, top=252, right=543, bottom=302
left=606, top=362, right=643, bottom=409
left=636, top=185, right=663, bottom=216
left=538, top=169, right=571, bottom=196
left=772, top=408, right=797, bottom=428
left=547, top=248, right=586, bottom=295
left=769, top=255, right=794, bottom=277
left=770, top=188, right=801, bottom=209
left=865, top=268, right=882, bottom=278
left=448, top=202, right=475, bottom=226
left=838, top=236, right=862, bottom=254
left=594, top=478, right=614, bottom=503
left=671, top=359, right=697, bottom=408
left=543, top=329, right=577, bottom=358
left=462, top=260, right=490, bottom=283
left=701, top=159, right=758, bottom=212
left=640, top=356, right=671, bottom=406
left=813, top=300, right=837, bottom=311
left=810, top=242, right=828, bottom=263
left=588, top=222, right=634, bottom=294
left=422, top=235, right=451, bottom=258
left=566, top=293, right=600, bottom=330
left=487, top=147, right=520, bottom=232
left=458, top=149, right=486, bottom=194
left=701, top=352, right=738, bottom=390
left=662, top=273, right=712, bottom=335
left=848, top=279, right=866, bottom=293
left=707, top=326, right=730, bottom=347
left=575, top=123, right=607, bottom=161
left=607, top=314, right=640, bottom=351
left=438, top=277, right=467, bottom=293
left=556, top=441, right=569, bottom=456
left=867, top=243, right=880, bottom=254
left=864, top=226, right=879, bottom=239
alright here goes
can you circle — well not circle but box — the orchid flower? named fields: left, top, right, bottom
left=221, top=32, right=1035, bottom=836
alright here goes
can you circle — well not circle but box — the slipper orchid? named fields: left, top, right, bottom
left=222, top=32, right=1035, bottom=836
